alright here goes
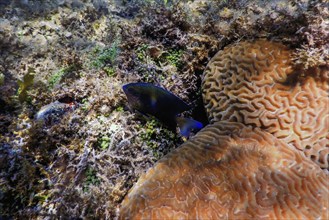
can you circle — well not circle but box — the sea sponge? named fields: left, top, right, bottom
left=202, top=40, right=329, bottom=169
left=119, top=122, right=328, bottom=219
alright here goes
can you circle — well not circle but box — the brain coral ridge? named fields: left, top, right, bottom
left=202, top=40, right=329, bottom=169
left=119, top=40, right=329, bottom=219
left=120, top=122, right=328, bottom=219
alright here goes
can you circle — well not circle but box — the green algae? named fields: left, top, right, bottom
left=139, top=119, right=178, bottom=159
left=48, top=65, right=77, bottom=89
left=0, top=72, right=4, bottom=86
left=136, top=44, right=149, bottom=62
left=83, top=167, right=100, bottom=192
left=115, top=106, right=124, bottom=112
left=90, top=42, right=119, bottom=69
left=104, top=66, right=116, bottom=77
left=98, top=135, right=111, bottom=150
left=164, top=49, right=183, bottom=67
left=17, top=68, right=35, bottom=102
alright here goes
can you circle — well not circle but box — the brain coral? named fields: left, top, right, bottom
left=202, top=40, right=329, bottom=169
left=120, top=122, right=328, bottom=219
left=119, top=40, right=329, bottom=219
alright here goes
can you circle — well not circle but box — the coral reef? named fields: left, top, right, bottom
left=119, top=40, right=328, bottom=218
left=0, top=0, right=328, bottom=219
left=202, top=40, right=329, bottom=169
left=120, top=121, right=328, bottom=219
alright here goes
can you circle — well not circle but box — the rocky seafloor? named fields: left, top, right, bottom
left=0, top=0, right=328, bottom=219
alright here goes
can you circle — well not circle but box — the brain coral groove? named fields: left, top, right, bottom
left=202, top=40, right=329, bottom=169
left=119, top=40, right=329, bottom=219
left=120, top=122, right=328, bottom=219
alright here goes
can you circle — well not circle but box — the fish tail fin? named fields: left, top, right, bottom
left=176, top=117, right=203, bottom=137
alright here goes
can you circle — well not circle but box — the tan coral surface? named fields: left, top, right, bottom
left=119, top=40, right=329, bottom=219
left=202, top=40, right=329, bottom=169
left=119, top=122, right=329, bottom=219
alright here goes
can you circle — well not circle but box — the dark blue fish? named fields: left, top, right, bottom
left=123, top=82, right=203, bottom=137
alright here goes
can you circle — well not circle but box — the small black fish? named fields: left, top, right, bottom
left=123, top=82, right=203, bottom=137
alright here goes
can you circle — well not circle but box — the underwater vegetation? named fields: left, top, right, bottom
left=47, top=65, right=81, bottom=90
left=0, top=0, right=328, bottom=219
left=90, top=41, right=119, bottom=69
left=17, top=68, right=35, bottom=102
